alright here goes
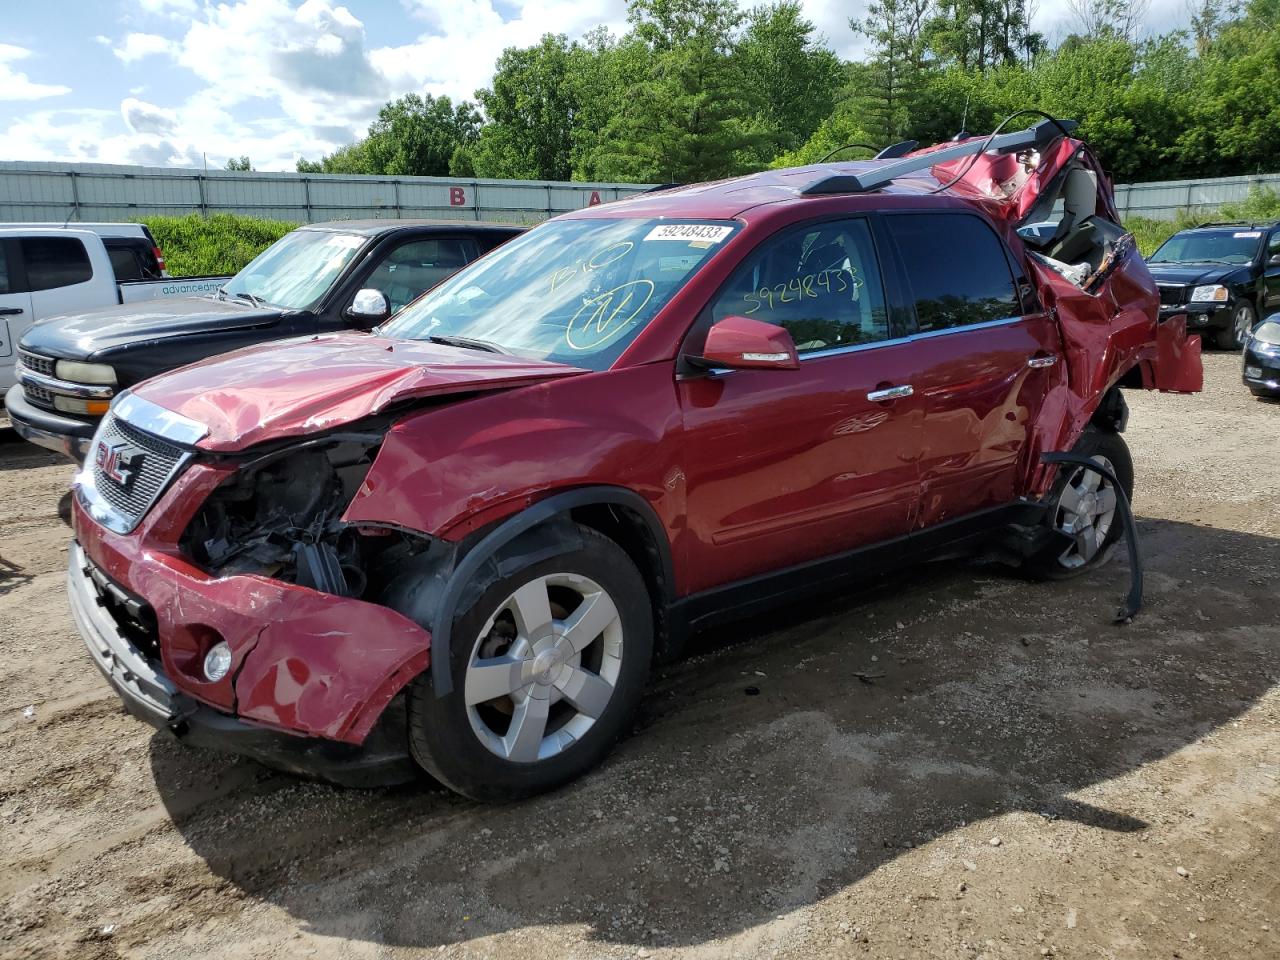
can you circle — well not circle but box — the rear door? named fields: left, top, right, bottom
left=17, top=233, right=113, bottom=320
left=0, top=239, right=32, bottom=371
left=883, top=211, right=1064, bottom=528
left=677, top=216, right=923, bottom=593
left=1263, top=228, right=1280, bottom=314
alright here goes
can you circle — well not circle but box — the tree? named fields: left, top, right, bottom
left=592, top=0, right=770, bottom=182
left=736, top=3, right=844, bottom=158
left=1064, top=0, right=1152, bottom=40
left=851, top=0, right=932, bottom=141
left=225, top=156, right=252, bottom=171
left=471, top=35, right=580, bottom=180
left=297, top=94, right=481, bottom=177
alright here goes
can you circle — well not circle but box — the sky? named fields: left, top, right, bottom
left=0, top=0, right=1192, bottom=173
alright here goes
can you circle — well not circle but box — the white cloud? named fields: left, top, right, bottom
left=113, top=33, right=177, bottom=64
left=121, top=97, right=178, bottom=136
left=0, top=43, right=71, bottom=102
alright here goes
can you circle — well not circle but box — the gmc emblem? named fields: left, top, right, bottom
left=95, top=440, right=142, bottom=489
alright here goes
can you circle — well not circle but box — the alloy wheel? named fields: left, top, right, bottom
left=1054, top=455, right=1118, bottom=570
left=464, top=573, right=624, bottom=763
left=1234, top=305, right=1254, bottom=348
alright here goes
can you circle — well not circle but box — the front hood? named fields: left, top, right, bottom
left=131, top=333, right=587, bottom=452
left=20, top=297, right=281, bottom=359
left=1145, top=263, right=1238, bottom=286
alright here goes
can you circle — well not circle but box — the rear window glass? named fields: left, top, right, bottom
left=107, top=247, right=145, bottom=282
left=889, top=214, right=1020, bottom=332
left=21, top=237, right=93, bottom=291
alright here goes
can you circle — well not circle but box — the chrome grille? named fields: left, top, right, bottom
left=1157, top=284, right=1186, bottom=306
left=88, top=414, right=188, bottom=529
left=18, top=349, right=55, bottom=376
left=23, top=380, right=56, bottom=408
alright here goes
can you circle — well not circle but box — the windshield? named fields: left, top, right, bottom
left=1149, top=229, right=1262, bottom=265
left=221, top=229, right=366, bottom=310
left=379, top=218, right=739, bottom=370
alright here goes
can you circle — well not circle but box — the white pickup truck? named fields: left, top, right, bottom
left=0, top=223, right=228, bottom=392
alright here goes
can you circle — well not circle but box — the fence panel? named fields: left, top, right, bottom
left=1, top=160, right=1276, bottom=225
left=0, top=161, right=651, bottom=225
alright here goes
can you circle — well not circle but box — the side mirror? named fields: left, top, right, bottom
left=693, top=315, right=800, bottom=371
left=346, top=288, right=390, bottom=325
left=1269, top=253, right=1280, bottom=265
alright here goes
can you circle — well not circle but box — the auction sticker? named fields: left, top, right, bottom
left=1234, top=231, right=1261, bottom=238
left=645, top=224, right=734, bottom=243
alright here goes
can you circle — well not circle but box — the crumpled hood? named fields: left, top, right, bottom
left=1145, top=263, right=1241, bottom=286
left=131, top=332, right=587, bottom=452
left=20, top=296, right=281, bottom=358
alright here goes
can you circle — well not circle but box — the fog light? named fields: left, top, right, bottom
left=203, top=641, right=232, bottom=682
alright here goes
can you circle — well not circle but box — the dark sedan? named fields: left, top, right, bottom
left=1243, top=314, right=1280, bottom=397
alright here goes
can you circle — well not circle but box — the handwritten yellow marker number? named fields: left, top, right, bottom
left=566, top=280, right=655, bottom=350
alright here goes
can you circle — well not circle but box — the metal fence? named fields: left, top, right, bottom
left=0, top=161, right=650, bottom=225
left=1112, top=172, right=1280, bottom=221
left=0, top=160, right=1276, bottom=225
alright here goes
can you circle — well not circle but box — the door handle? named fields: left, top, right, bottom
left=867, top=384, right=914, bottom=402
left=0, top=307, right=24, bottom=316
left=1027, top=354, right=1058, bottom=368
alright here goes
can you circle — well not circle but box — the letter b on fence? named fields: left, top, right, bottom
left=449, top=187, right=467, bottom=207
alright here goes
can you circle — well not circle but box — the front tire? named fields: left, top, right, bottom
left=407, top=525, right=653, bottom=802
left=1022, top=427, right=1134, bottom=581
left=1216, top=301, right=1256, bottom=350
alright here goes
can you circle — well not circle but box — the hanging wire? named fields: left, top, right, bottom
left=817, top=143, right=881, bottom=163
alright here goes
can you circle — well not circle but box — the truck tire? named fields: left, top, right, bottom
left=1021, top=426, right=1134, bottom=581
left=406, top=525, right=653, bottom=802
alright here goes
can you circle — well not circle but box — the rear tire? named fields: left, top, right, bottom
left=1021, top=426, right=1134, bottom=581
left=1216, top=301, right=1255, bottom=350
left=406, top=525, right=653, bottom=802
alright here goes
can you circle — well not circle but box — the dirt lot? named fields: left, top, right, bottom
left=1, top=353, right=1277, bottom=960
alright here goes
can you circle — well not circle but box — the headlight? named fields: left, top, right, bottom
left=1189, top=284, right=1229, bottom=303
left=53, top=396, right=112, bottom=416
left=55, top=360, right=117, bottom=385
left=1252, top=319, right=1280, bottom=346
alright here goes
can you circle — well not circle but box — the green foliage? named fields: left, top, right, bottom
left=224, top=156, right=253, bottom=171
left=297, top=94, right=481, bottom=177
left=143, top=214, right=294, bottom=277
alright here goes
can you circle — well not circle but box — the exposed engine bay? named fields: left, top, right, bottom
left=180, top=439, right=431, bottom=600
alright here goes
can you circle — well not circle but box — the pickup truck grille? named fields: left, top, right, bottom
left=17, top=351, right=58, bottom=408
left=89, top=414, right=189, bottom=529
left=1157, top=284, right=1187, bottom=306
left=18, top=350, right=55, bottom=377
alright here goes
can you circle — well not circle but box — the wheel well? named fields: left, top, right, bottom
left=570, top=503, right=677, bottom=662
left=1090, top=384, right=1130, bottom=432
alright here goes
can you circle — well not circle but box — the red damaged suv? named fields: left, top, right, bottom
left=70, top=119, right=1202, bottom=800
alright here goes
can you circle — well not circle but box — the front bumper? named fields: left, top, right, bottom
left=1243, top=343, right=1280, bottom=394
left=68, top=541, right=418, bottom=786
left=4, top=384, right=97, bottom=462
left=1159, top=302, right=1228, bottom=330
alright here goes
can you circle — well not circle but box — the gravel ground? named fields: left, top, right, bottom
left=0, top=353, right=1277, bottom=960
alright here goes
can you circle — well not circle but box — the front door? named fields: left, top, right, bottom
left=881, top=211, right=1064, bottom=528
left=677, top=217, right=922, bottom=594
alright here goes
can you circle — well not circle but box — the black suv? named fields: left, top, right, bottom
left=7, top=220, right=522, bottom=461
left=1145, top=221, right=1280, bottom=349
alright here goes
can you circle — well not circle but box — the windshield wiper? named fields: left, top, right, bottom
left=425, top=334, right=511, bottom=355
left=231, top=291, right=267, bottom=308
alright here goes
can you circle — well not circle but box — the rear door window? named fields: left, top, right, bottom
left=106, top=246, right=145, bottom=282
left=888, top=214, right=1020, bottom=332
left=20, top=237, right=93, bottom=291
left=709, top=218, right=890, bottom=352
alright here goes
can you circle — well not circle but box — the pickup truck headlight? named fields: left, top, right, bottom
left=55, top=360, right=117, bottom=385
left=1189, top=284, right=1229, bottom=303
left=1252, top=319, right=1280, bottom=345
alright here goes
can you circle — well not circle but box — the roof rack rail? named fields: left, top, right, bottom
left=800, top=118, right=1078, bottom=197
left=1192, top=220, right=1275, bottom=229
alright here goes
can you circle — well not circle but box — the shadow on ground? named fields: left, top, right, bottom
left=152, top=517, right=1280, bottom=950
